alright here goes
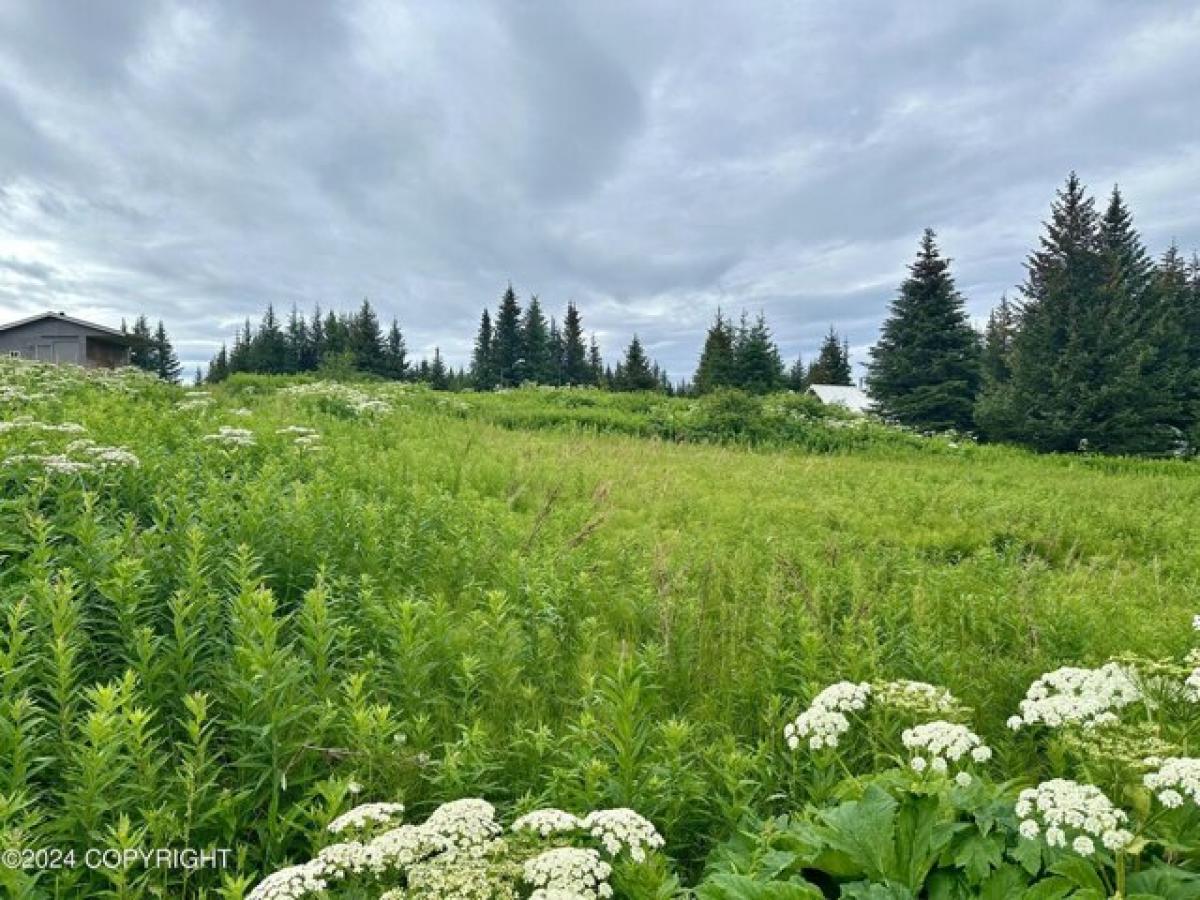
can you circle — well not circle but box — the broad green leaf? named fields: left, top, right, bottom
left=695, top=874, right=824, bottom=900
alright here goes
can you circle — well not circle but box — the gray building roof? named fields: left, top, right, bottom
left=807, top=384, right=871, bottom=414
left=0, top=310, right=129, bottom=341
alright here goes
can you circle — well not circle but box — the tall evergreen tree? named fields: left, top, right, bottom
left=470, top=309, right=497, bottom=390
left=731, top=312, right=785, bottom=394
left=348, top=299, right=384, bottom=374
left=521, top=296, right=552, bottom=383
left=867, top=229, right=981, bottom=430
left=976, top=173, right=1104, bottom=450
left=207, top=344, right=229, bottom=383
left=384, top=318, right=408, bottom=380
left=254, top=304, right=288, bottom=373
left=588, top=334, right=604, bottom=385
left=806, top=327, right=853, bottom=385
left=693, top=310, right=736, bottom=394
left=153, top=320, right=183, bottom=383
left=976, top=174, right=1180, bottom=453
left=786, top=355, right=806, bottom=391
left=492, top=285, right=524, bottom=386
left=308, top=304, right=326, bottom=368
left=981, top=294, right=1019, bottom=387
left=548, top=318, right=565, bottom=385
left=562, top=302, right=590, bottom=385
left=284, top=305, right=308, bottom=373
left=613, top=335, right=658, bottom=391
left=428, top=347, right=449, bottom=390
left=128, top=315, right=156, bottom=372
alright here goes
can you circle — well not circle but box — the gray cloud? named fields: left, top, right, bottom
left=1, top=0, right=1198, bottom=378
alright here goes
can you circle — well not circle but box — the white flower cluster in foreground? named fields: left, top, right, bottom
left=902, top=721, right=991, bottom=783
left=1006, top=663, right=1140, bottom=731
left=1015, top=779, right=1132, bottom=856
left=873, top=680, right=960, bottom=715
left=1144, top=757, right=1200, bottom=809
left=511, top=809, right=583, bottom=837
left=524, top=848, right=613, bottom=899
left=247, top=798, right=662, bottom=900
left=581, top=808, right=666, bottom=862
left=785, top=681, right=871, bottom=750
left=203, top=426, right=256, bottom=447
left=328, top=802, right=406, bottom=834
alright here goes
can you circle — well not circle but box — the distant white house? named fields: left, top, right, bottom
left=806, top=384, right=871, bottom=415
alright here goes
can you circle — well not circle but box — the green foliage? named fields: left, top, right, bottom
left=1, top=360, right=1199, bottom=896
left=868, top=230, right=980, bottom=432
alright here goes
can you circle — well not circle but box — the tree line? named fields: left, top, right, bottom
left=196, top=171, right=1200, bottom=456
left=868, top=173, right=1200, bottom=455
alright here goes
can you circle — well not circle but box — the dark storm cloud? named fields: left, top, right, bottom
left=1, top=0, right=1198, bottom=376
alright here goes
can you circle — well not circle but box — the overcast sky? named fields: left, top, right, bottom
left=2, top=1, right=1199, bottom=379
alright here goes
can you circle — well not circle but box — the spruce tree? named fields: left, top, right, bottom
left=521, top=296, right=552, bottom=383
left=384, top=319, right=408, bottom=380
left=283, top=306, right=308, bottom=373
left=562, top=303, right=590, bottom=384
left=207, top=344, right=229, bottom=383
left=470, top=309, right=496, bottom=390
left=128, top=315, right=156, bottom=372
left=731, top=312, right=784, bottom=394
left=786, top=355, right=806, bottom=391
left=254, top=304, right=288, bottom=373
left=806, top=327, right=852, bottom=385
left=588, top=335, right=604, bottom=385
left=693, top=310, right=736, bottom=394
left=492, top=285, right=524, bottom=386
left=348, top=299, right=384, bottom=375
left=976, top=173, right=1104, bottom=450
left=153, top=320, right=183, bottom=383
left=308, top=304, right=326, bottom=368
left=613, top=335, right=658, bottom=391
left=548, top=318, right=564, bottom=385
left=981, top=295, right=1018, bottom=387
left=428, top=347, right=449, bottom=390
left=867, top=229, right=981, bottom=430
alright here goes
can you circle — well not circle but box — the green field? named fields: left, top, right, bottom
left=1, top=363, right=1198, bottom=898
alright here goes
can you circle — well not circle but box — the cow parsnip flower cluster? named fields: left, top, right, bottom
left=280, top=381, right=392, bottom=416
left=872, top=679, right=961, bottom=716
left=901, top=721, right=991, bottom=782
left=512, top=809, right=583, bottom=837
left=247, top=798, right=663, bottom=900
left=1143, top=757, right=1200, bottom=809
left=203, top=426, right=256, bottom=447
left=785, top=680, right=871, bottom=750
left=1015, top=779, right=1132, bottom=856
left=328, top=802, right=406, bottom=834
left=580, top=809, right=666, bottom=862
left=785, top=679, right=966, bottom=752
left=523, top=848, right=613, bottom=899
left=1006, top=662, right=1141, bottom=731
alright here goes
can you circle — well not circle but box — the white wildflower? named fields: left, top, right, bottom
left=1016, top=779, right=1130, bottom=856
left=512, top=809, right=582, bottom=837
left=328, top=802, right=405, bottom=834
left=1144, top=757, right=1200, bottom=809
left=785, top=681, right=871, bottom=751
left=1011, top=663, right=1140, bottom=730
left=580, top=809, right=664, bottom=862
left=523, top=848, right=613, bottom=900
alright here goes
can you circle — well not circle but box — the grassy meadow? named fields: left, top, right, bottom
left=1, top=362, right=1198, bottom=897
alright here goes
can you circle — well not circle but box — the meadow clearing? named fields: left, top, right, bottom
left=1, top=362, right=1198, bottom=898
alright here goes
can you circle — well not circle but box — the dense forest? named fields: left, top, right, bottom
left=194, top=173, right=1199, bottom=455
